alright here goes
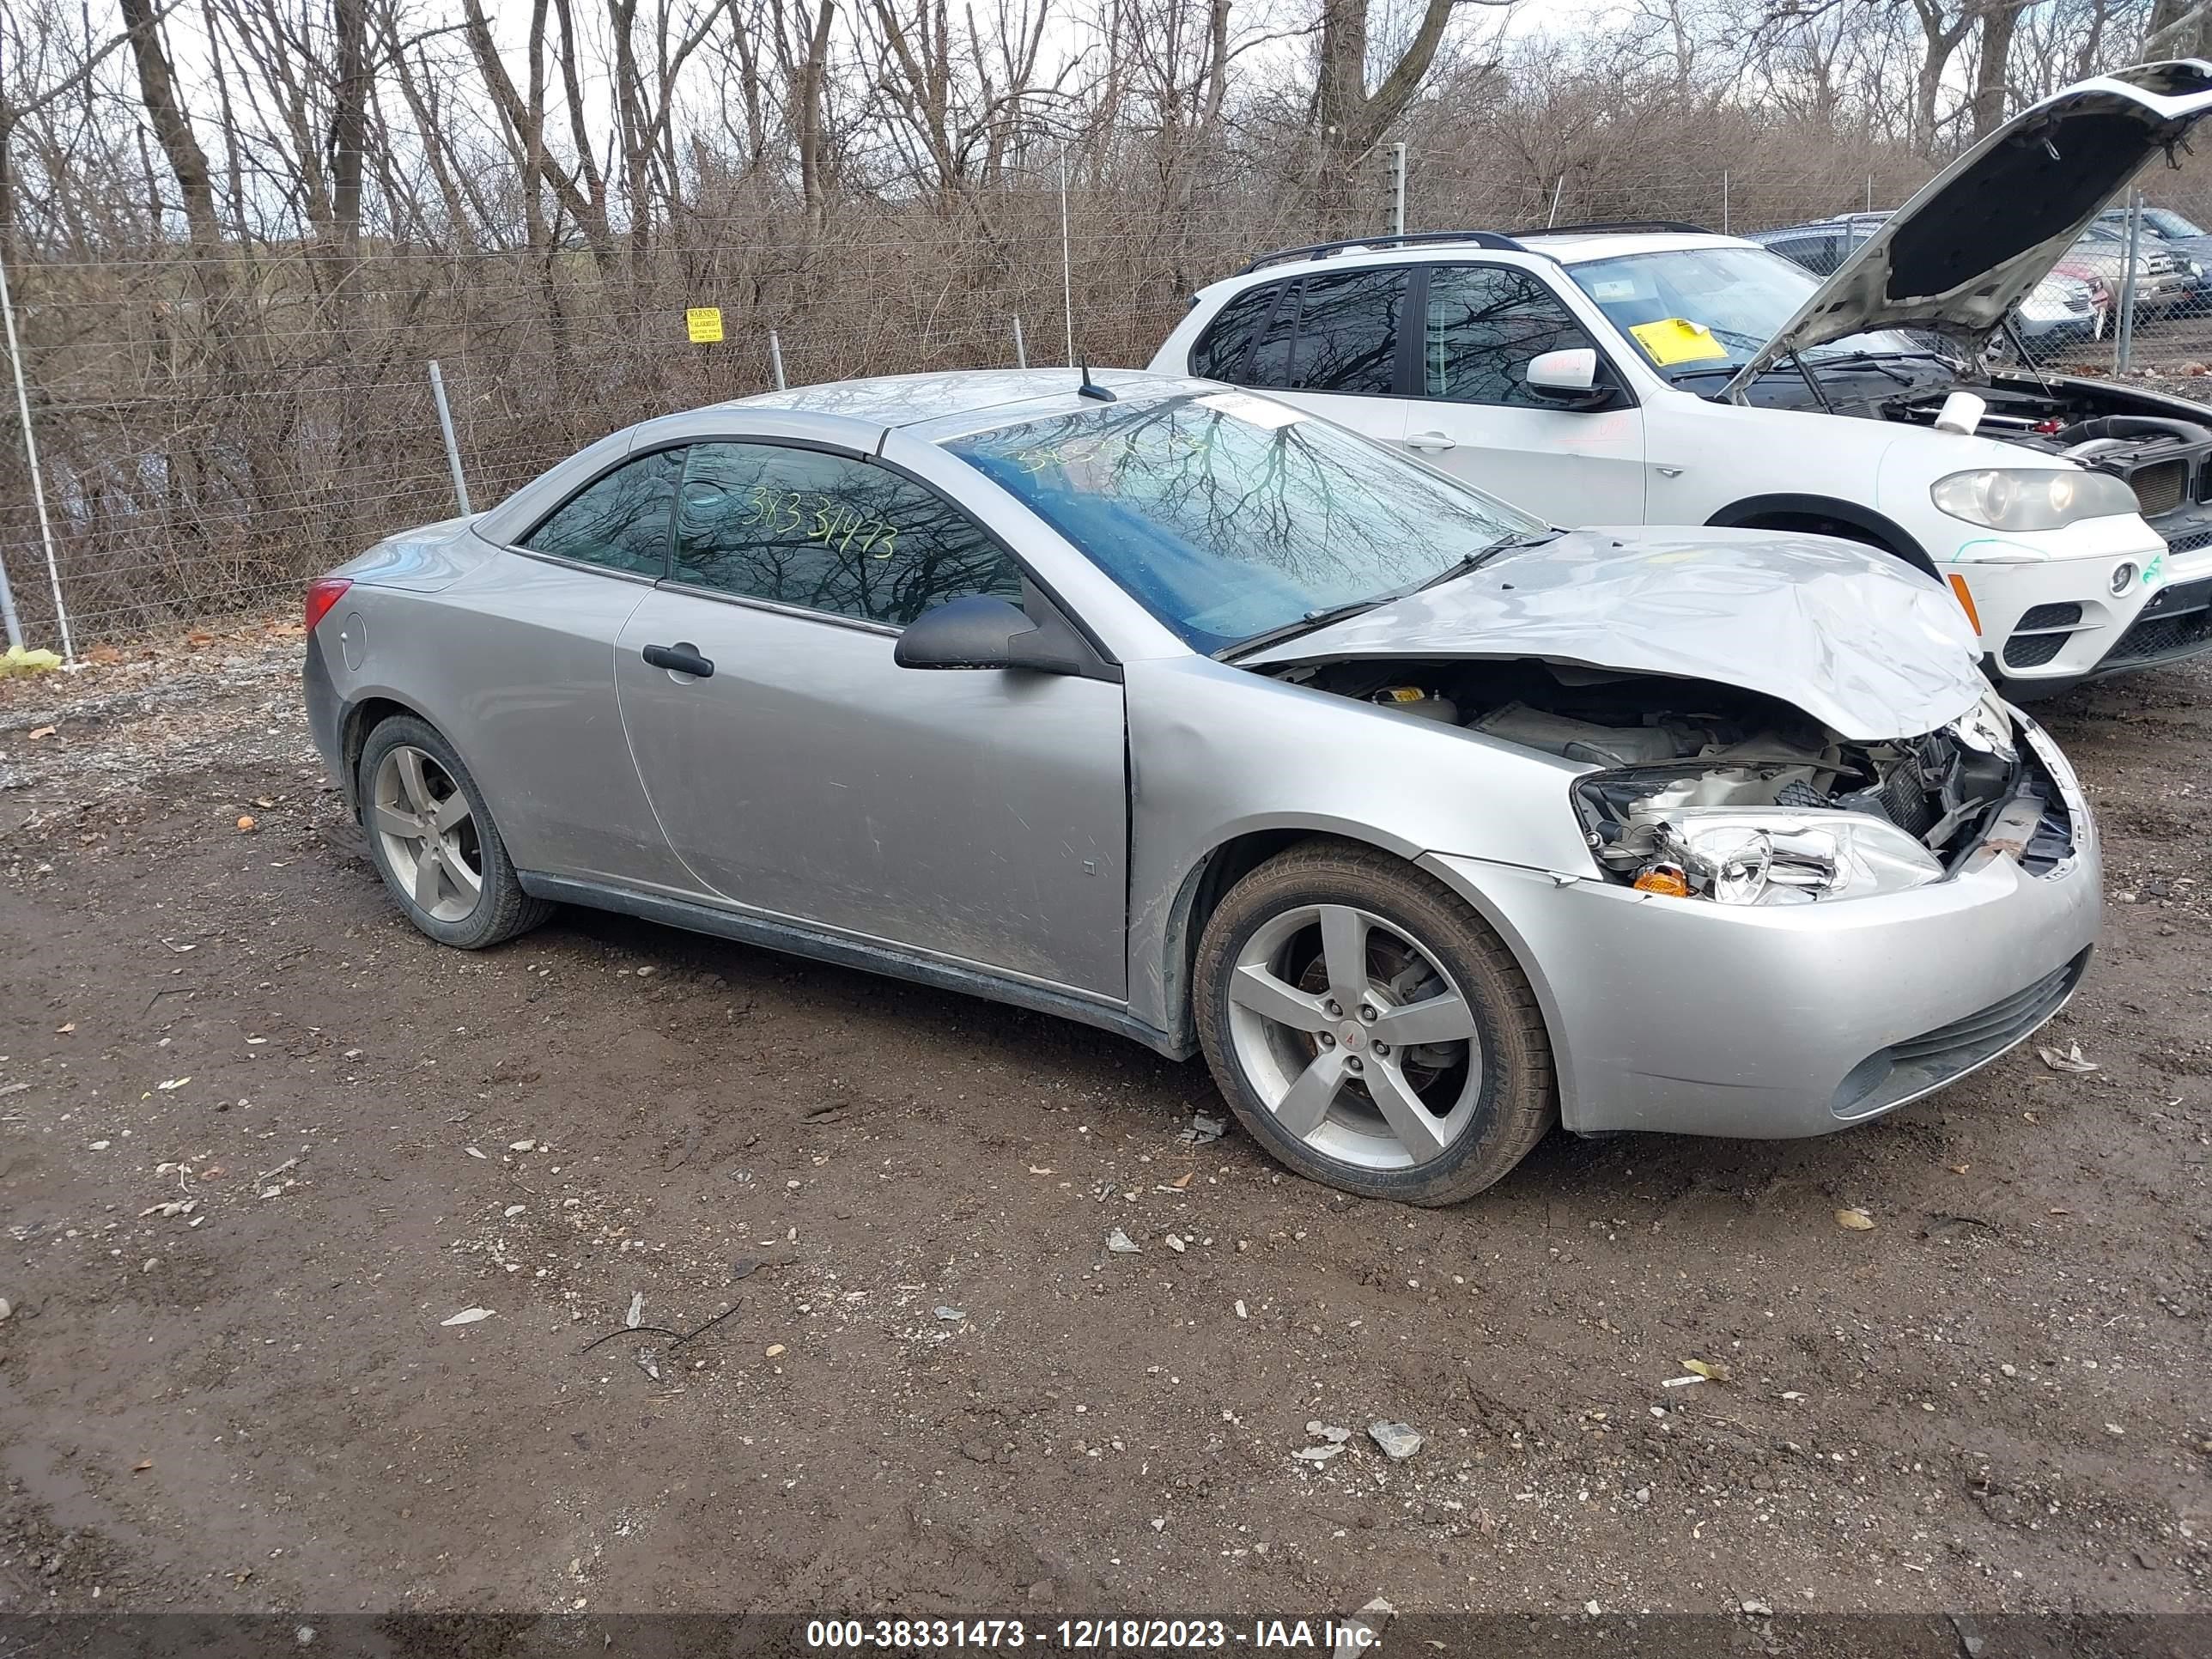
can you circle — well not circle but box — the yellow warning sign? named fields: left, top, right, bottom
left=685, top=307, right=724, bottom=344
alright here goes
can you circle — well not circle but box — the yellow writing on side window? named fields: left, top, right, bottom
left=685, top=307, right=724, bottom=344
left=738, top=486, right=901, bottom=557
left=1629, top=317, right=1727, bottom=366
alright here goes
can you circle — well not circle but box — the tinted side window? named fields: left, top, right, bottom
left=1766, top=235, right=1836, bottom=275
left=673, top=443, right=1023, bottom=627
left=1190, top=283, right=1286, bottom=381
left=521, top=447, right=685, bottom=575
left=1422, top=267, right=1592, bottom=407
left=1282, top=268, right=1404, bottom=394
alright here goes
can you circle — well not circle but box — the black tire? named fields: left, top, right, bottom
left=356, top=714, right=552, bottom=950
left=1193, top=839, right=1556, bottom=1205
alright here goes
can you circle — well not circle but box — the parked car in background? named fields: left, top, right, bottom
left=1751, top=219, right=2103, bottom=346
left=2071, top=221, right=2200, bottom=314
left=2094, top=204, right=2212, bottom=312
left=1148, top=63, right=2212, bottom=693
left=304, top=369, right=2098, bottom=1204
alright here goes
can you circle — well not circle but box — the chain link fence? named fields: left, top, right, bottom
left=9, top=150, right=2212, bottom=655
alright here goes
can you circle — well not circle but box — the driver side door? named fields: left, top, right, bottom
left=611, top=439, right=1130, bottom=996
left=1399, top=263, right=1646, bottom=524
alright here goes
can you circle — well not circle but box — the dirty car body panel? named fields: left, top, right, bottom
left=308, top=369, right=2100, bottom=1182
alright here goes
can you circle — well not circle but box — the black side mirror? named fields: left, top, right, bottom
left=894, top=595, right=1088, bottom=675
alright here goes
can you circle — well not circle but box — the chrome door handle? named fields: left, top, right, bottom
left=1406, top=431, right=1457, bottom=452
left=1655, top=465, right=1685, bottom=477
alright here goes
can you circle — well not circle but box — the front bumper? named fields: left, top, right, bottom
left=1956, top=520, right=2212, bottom=692
left=1423, top=718, right=2100, bottom=1139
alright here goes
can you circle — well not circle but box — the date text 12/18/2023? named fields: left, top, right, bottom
left=802, top=1616, right=1382, bottom=1650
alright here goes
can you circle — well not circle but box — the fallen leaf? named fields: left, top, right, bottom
left=27, top=725, right=56, bottom=740
left=765, top=1343, right=787, bottom=1358
left=2036, top=1042, right=2099, bottom=1074
left=1028, top=1164, right=1054, bottom=1175
left=1682, top=1358, right=1732, bottom=1382
left=464, top=1146, right=487, bottom=1159
left=626, top=1291, right=645, bottom=1329
left=86, top=643, right=123, bottom=665
left=56, top=1022, right=75, bottom=1034
left=157, top=1077, right=191, bottom=1091
left=132, top=1460, right=153, bottom=1473
left=441, top=1307, right=494, bottom=1327
left=1836, top=1208, right=1876, bottom=1231
left=235, top=816, right=258, bottom=833
left=1170, top=1171, right=1193, bottom=1189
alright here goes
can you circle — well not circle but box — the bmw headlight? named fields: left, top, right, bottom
left=1929, top=467, right=2137, bottom=532
left=1615, top=809, right=1944, bottom=905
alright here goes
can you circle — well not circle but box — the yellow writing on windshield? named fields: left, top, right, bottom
left=1629, top=317, right=1729, bottom=366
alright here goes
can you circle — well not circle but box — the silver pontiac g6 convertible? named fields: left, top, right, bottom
left=305, top=369, right=2098, bottom=1203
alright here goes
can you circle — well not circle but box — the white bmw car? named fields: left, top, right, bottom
left=1147, top=62, right=2212, bottom=696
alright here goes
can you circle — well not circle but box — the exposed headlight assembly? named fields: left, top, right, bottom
left=1930, top=467, right=2137, bottom=532
left=1573, top=757, right=1950, bottom=904
left=1620, top=808, right=1943, bottom=906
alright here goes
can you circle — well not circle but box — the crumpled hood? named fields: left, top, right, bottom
left=1240, top=526, right=1987, bottom=743
left=1728, top=59, right=2212, bottom=395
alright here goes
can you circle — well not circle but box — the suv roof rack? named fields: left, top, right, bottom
left=1235, top=230, right=1523, bottom=275
left=1515, top=220, right=1712, bottom=237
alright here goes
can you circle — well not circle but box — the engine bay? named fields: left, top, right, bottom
left=1881, top=374, right=2212, bottom=526
left=1275, top=659, right=2044, bottom=900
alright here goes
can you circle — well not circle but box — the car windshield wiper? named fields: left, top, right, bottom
left=1222, top=528, right=1564, bottom=659
left=1219, top=596, right=1395, bottom=660
left=1415, top=527, right=1564, bottom=592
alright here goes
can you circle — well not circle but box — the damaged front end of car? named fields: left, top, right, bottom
left=1270, top=654, right=2073, bottom=902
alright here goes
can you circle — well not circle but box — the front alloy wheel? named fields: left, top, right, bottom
left=1195, top=841, right=1556, bottom=1204
left=1225, top=902, right=1482, bottom=1171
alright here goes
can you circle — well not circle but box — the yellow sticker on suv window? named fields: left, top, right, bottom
left=1629, top=317, right=1727, bottom=366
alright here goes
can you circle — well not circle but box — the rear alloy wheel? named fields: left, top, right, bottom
left=1194, top=842, right=1555, bottom=1204
left=357, top=715, right=550, bottom=950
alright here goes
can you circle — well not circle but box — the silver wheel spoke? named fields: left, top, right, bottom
left=412, top=844, right=444, bottom=910
left=432, top=791, right=471, bottom=833
left=1373, top=992, right=1477, bottom=1048
left=1273, top=1050, right=1346, bottom=1140
left=394, top=748, right=434, bottom=812
left=1229, top=964, right=1331, bottom=1033
left=1316, top=905, right=1370, bottom=1011
left=441, top=842, right=483, bottom=898
left=1364, top=1058, right=1450, bottom=1162
left=371, top=804, right=418, bottom=840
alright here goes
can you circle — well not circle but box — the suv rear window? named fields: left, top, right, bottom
left=1190, top=269, right=1407, bottom=396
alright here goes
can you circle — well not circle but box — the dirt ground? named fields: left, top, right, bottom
left=0, top=622, right=2208, bottom=1632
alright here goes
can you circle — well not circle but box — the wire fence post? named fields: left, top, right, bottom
left=427, top=360, right=472, bottom=516
left=1060, top=151, right=1076, bottom=366
left=1012, top=315, right=1027, bottom=369
left=769, top=328, right=788, bottom=391
left=0, top=240, right=72, bottom=662
left=1547, top=175, right=1565, bottom=228
left=1389, top=143, right=1407, bottom=236
left=2117, top=190, right=2143, bottom=373
left=1721, top=169, right=1729, bottom=234
left=1865, top=174, right=1874, bottom=213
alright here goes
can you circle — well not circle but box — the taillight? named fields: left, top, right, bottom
left=304, top=576, right=351, bottom=635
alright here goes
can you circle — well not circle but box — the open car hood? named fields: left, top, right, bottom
left=1725, top=59, right=2212, bottom=398
left=1240, top=527, right=1987, bottom=743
